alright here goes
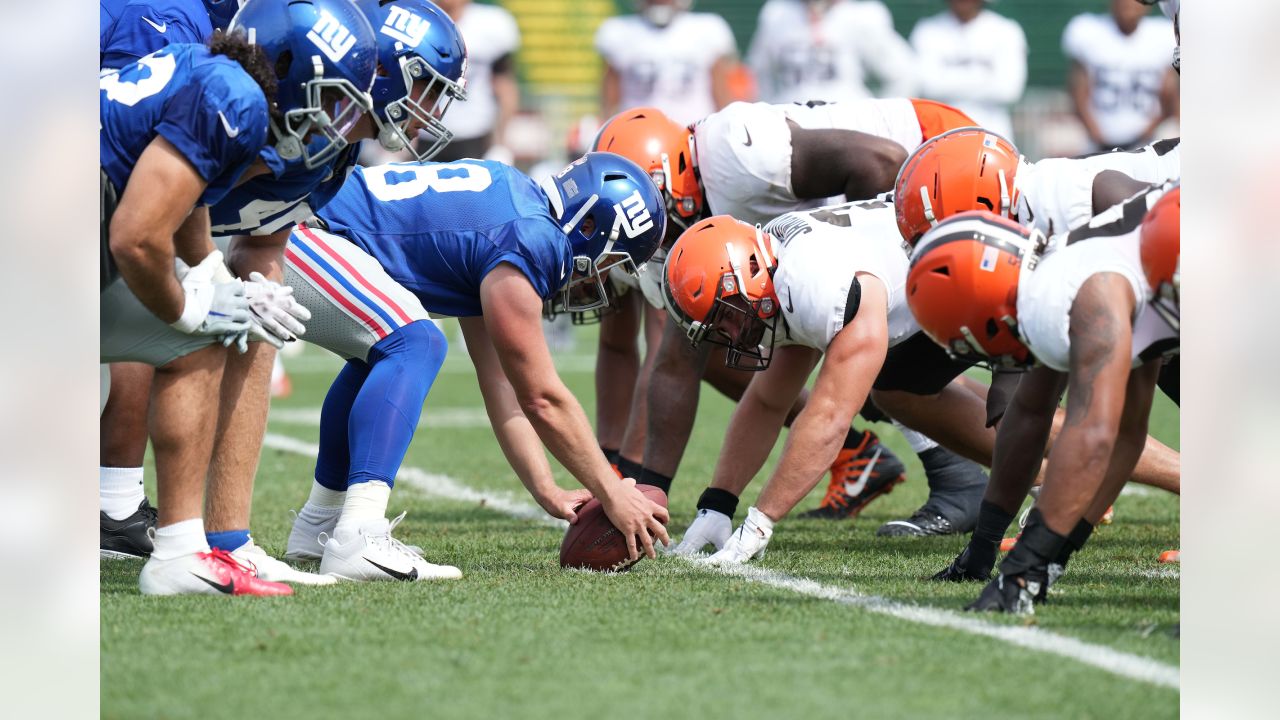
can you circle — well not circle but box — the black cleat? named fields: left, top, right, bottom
left=967, top=573, right=1039, bottom=615
left=931, top=546, right=993, bottom=582
left=100, top=498, right=158, bottom=559
left=877, top=508, right=958, bottom=537
left=801, top=430, right=907, bottom=520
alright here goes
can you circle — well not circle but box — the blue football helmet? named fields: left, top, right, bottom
left=203, top=0, right=243, bottom=31
left=539, top=152, right=667, bottom=315
left=357, top=0, right=468, bottom=161
left=229, top=0, right=379, bottom=169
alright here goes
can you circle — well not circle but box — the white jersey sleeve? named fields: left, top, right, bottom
left=1017, top=184, right=1173, bottom=371
left=909, top=11, right=1026, bottom=139
left=765, top=199, right=916, bottom=351
left=1015, top=138, right=1180, bottom=238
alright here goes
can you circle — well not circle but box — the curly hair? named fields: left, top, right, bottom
left=208, top=29, right=282, bottom=125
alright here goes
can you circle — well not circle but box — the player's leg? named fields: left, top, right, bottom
left=282, top=225, right=458, bottom=581
left=594, top=288, right=643, bottom=469
left=99, top=362, right=157, bottom=559
left=615, top=301, right=668, bottom=480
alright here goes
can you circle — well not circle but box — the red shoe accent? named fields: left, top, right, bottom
left=202, top=548, right=293, bottom=596
left=1158, top=549, right=1180, bottom=564
left=999, top=535, right=1019, bottom=552
left=1100, top=505, right=1115, bottom=525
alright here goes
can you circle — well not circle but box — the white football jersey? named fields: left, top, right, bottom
left=764, top=199, right=917, bottom=352
left=747, top=0, right=914, bottom=104
left=441, top=3, right=520, bottom=140
left=694, top=99, right=922, bottom=225
left=1061, top=13, right=1175, bottom=148
left=1014, top=138, right=1180, bottom=239
left=908, top=9, right=1027, bottom=141
left=1017, top=184, right=1176, bottom=372
left=595, top=13, right=736, bottom=127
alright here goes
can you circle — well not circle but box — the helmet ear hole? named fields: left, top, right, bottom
left=976, top=197, right=994, bottom=212
left=930, top=265, right=950, bottom=277
left=274, top=50, right=293, bottom=81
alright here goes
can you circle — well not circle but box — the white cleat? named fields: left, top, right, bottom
left=671, top=509, right=733, bottom=556
left=319, top=512, right=462, bottom=582
left=233, top=538, right=336, bottom=586
left=139, top=547, right=292, bottom=597
left=702, top=507, right=774, bottom=566
left=285, top=509, right=337, bottom=562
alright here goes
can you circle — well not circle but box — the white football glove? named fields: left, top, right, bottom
left=701, top=506, right=774, bottom=566
left=170, top=251, right=251, bottom=343
left=670, top=508, right=733, bottom=556
left=243, top=271, right=311, bottom=348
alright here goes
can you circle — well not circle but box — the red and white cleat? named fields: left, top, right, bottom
left=1099, top=505, right=1115, bottom=525
left=139, top=547, right=293, bottom=597
left=1158, top=549, right=1180, bottom=564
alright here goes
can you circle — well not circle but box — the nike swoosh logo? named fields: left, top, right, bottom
left=785, top=289, right=794, bottom=314
left=191, top=572, right=234, bottom=594
left=365, top=557, right=418, bottom=581
left=843, top=447, right=882, bottom=497
left=141, top=16, right=167, bottom=33
left=218, top=111, right=240, bottom=138
left=743, top=127, right=753, bottom=146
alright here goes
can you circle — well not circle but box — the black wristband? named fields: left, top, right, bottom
left=696, top=487, right=739, bottom=518
left=638, top=468, right=673, bottom=495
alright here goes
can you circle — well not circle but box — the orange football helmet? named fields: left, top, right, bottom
left=1140, top=185, right=1180, bottom=331
left=907, top=210, right=1042, bottom=366
left=894, top=127, right=1023, bottom=247
left=663, top=215, right=779, bottom=370
left=593, top=107, right=705, bottom=233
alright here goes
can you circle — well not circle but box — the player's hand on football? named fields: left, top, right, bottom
left=671, top=508, right=734, bottom=556
left=601, top=477, right=670, bottom=560
left=540, top=487, right=593, bottom=523
left=243, top=272, right=311, bottom=348
left=171, top=251, right=252, bottom=340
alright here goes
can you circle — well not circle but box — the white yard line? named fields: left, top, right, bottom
left=261, top=432, right=1179, bottom=692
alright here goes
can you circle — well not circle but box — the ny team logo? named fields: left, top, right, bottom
left=381, top=6, right=431, bottom=47
left=612, top=190, right=654, bottom=239
left=307, top=9, right=357, bottom=62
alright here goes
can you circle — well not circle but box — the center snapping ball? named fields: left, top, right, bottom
left=559, top=484, right=668, bottom=572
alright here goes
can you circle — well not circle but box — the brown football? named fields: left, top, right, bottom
left=559, top=484, right=668, bottom=572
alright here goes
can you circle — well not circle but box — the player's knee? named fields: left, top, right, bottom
left=372, top=320, right=448, bottom=373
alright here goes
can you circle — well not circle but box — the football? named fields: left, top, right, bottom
left=559, top=484, right=669, bottom=572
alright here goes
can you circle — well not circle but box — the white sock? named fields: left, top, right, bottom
left=893, top=422, right=939, bottom=454
left=334, top=481, right=391, bottom=540
left=100, top=466, right=146, bottom=521
left=151, top=518, right=210, bottom=560
left=298, top=481, right=345, bottom=524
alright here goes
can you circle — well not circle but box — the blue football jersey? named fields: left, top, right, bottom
left=100, top=0, right=213, bottom=69
left=316, top=160, right=573, bottom=317
left=209, top=141, right=360, bottom=238
left=100, top=44, right=269, bottom=208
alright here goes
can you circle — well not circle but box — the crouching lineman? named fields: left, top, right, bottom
left=100, top=0, right=376, bottom=594
left=662, top=201, right=994, bottom=562
left=281, top=152, right=670, bottom=580
left=909, top=186, right=1179, bottom=613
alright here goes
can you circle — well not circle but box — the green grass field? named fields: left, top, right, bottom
left=102, top=327, right=1180, bottom=719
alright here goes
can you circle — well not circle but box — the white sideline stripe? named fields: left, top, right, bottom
left=270, top=407, right=492, bottom=429
left=261, top=432, right=1178, bottom=691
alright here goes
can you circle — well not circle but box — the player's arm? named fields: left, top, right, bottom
left=1034, top=274, right=1135, bottom=535
left=109, top=135, right=208, bottom=323
left=984, top=366, right=1066, bottom=515
left=1067, top=60, right=1105, bottom=146
left=754, top=275, right=888, bottom=521
left=172, top=205, right=214, bottom=267
left=642, top=317, right=714, bottom=477
left=226, top=227, right=291, bottom=282
left=480, top=264, right=670, bottom=557
left=788, top=121, right=907, bottom=203
left=708, top=344, right=821, bottom=497
left=459, top=315, right=591, bottom=522
left=491, top=53, right=519, bottom=151
left=1091, top=170, right=1152, bottom=216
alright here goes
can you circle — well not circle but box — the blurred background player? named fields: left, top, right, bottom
left=432, top=0, right=520, bottom=163
left=596, top=0, right=737, bottom=126
left=1063, top=0, right=1177, bottom=151
left=747, top=0, right=914, bottom=104
left=909, top=0, right=1027, bottom=141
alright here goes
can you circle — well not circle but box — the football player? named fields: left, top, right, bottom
left=909, top=187, right=1178, bottom=612
left=595, top=100, right=992, bottom=537
left=99, top=0, right=468, bottom=584
left=100, top=0, right=377, bottom=595
left=282, top=153, right=671, bottom=580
